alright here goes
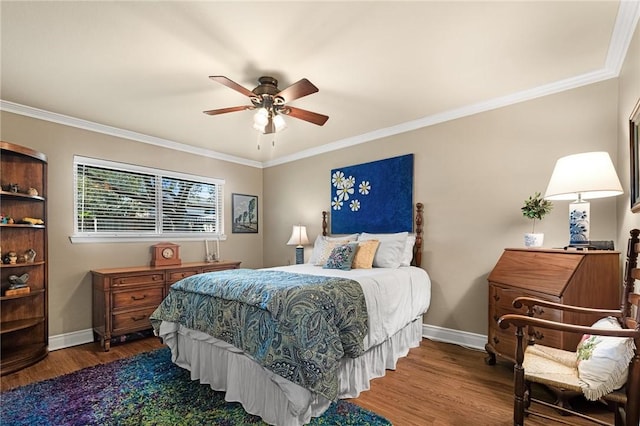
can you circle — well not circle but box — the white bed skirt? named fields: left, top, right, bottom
left=157, top=317, right=423, bottom=426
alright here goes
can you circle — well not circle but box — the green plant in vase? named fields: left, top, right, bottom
left=521, top=192, right=553, bottom=247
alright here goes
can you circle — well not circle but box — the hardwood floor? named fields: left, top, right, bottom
left=1, top=337, right=613, bottom=425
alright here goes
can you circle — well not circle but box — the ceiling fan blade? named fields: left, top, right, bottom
left=209, top=76, right=255, bottom=98
left=284, top=106, right=329, bottom=126
left=276, top=78, right=319, bottom=103
left=203, top=105, right=253, bottom=115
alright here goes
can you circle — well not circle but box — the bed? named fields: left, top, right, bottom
left=150, top=203, right=431, bottom=426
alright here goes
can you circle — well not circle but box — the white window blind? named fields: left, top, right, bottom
left=72, top=156, right=224, bottom=242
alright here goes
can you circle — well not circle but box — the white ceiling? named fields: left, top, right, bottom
left=1, top=1, right=639, bottom=168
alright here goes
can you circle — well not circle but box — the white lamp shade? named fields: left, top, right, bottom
left=544, top=152, right=623, bottom=201
left=286, top=225, right=310, bottom=247
left=273, top=114, right=287, bottom=132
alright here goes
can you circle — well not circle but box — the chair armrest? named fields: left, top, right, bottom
left=498, top=314, right=639, bottom=338
left=513, top=296, right=622, bottom=317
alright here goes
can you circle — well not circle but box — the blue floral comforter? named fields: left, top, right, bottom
left=149, top=269, right=368, bottom=400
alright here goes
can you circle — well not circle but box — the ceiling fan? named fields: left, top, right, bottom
left=203, top=76, right=329, bottom=134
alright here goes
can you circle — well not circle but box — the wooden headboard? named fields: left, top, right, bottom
left=321, top=202, right=424, bottom=267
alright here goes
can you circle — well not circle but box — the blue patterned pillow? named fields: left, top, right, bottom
left=323, top=243, right=358, bottom=270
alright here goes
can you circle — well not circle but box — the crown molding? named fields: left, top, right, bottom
left=0, top=100, right=263, bottom=169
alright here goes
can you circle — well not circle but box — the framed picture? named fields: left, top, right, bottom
left=630, top=98, right=640, bottom=213
left=232, top=193, right=258, bottom=233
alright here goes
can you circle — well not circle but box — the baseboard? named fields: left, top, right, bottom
left=48, top=328, right=95, bottom=351
left=49, top=325, right=489, bottom=352
left=422, top=323, right=487, bottom=351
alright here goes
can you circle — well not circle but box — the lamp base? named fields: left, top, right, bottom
left=569, top=200, right=590, bottom=245
left=295, top=246, right=304, bottom=265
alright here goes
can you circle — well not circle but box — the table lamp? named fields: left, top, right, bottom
left=544, top=152, right=623, bottom=246
left=287, top=225, right=310, bottom=264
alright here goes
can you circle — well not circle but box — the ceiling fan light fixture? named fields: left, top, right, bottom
left=273, top=114, right=287, bottom=132
left=206, top=75, right=328, bottom=136
left=253, top=108, right=268, bottom=126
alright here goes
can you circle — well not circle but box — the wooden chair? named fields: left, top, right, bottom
left=498, top=229, right=640, bottom=426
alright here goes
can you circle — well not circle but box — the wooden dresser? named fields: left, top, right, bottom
left=92, top=260, right=240, bottom=350
left=485, top=248, right=619, bottom=364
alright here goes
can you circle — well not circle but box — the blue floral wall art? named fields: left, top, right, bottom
left=330, top=154, right=414, bottom=234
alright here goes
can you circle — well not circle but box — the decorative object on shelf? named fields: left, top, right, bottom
left=232, top=193, right=258, bottom=233
left=24, top=248, right=36, bottom=263
left=4, top=251, right=18, bottom=264
left=8, top=273, right=29, bottom=289
left=629, top=98, right=640, bottom=213
left=20, top=217, right=44, bottom=225
left=27, top=187, right=38, bottom=196
left=150, top=242, right=181, bottom=267
left=5, top=286, right=30, bottom=296
left=9, top=183, right=19, bottom=193
left=544, top=152, right=623, bottom=247
left=287, top=225, right=310, bottom=264
left=521, top=192, right=552, bottom=247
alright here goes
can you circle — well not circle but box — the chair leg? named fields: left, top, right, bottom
left=514, top=363, right=526, bottom=425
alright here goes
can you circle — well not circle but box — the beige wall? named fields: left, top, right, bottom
left=264, top=80, right=623, bottom=335
left=0, top=112, right=263, bottom=336
left=617, top=24, right=640, bottom=249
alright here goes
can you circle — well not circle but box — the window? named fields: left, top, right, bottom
left=72, top=156, right=224, bottom=243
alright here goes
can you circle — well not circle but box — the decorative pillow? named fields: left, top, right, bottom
left=358, top=232, right=408, bottom=268
left=351, top=240, right=380, bottom=269
left=308, top=234, right=358, bottom=265
left=323, top=243, right=358, bottom=270
left=401, top=234, right=416, bottom=266
left=576, top=316, right=635, bottom=401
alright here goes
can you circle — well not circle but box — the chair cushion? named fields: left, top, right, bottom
left=575, top=316, right=635, bottom=401
left=523, top=345, right=581, bottom=391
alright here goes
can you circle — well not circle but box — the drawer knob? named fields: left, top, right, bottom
left=493, top=315, right=500, bottom=322
left=131, top=315, right=146, bottom=321
left=534, top=331, right=544, bottom=340
left=131, top=294, right=147, bottom=301
left=493, top=294, right=500, bottom=302
left=493, top=336, right=500, bottom=344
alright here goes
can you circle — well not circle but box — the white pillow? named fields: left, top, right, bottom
left=359, top=232, right=408, bottom=268
left=401, top=234, right=416, bottom=266
left=576, top=316, right=635, bottom=401
left=308, top=234, right=358, bottom=265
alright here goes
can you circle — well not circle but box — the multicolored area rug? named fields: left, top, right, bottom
left=0, top=348, right=391, bottom=426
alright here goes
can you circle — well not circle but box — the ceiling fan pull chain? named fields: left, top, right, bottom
left=256, top=132, right=261, bottom=151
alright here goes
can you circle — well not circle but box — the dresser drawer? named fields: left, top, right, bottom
left=490, top=284, right=561, bottom=318
left=112, top=307, right=157, bottom=334
left=491, top=303, right=562, bottom=349
left=111, top=286, right=164, bottom=310
left=112, top=273, right=163, bottom=287
left=202, top=263, right=240, bottom=273
left=167, top=269, right=200, bottom=284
